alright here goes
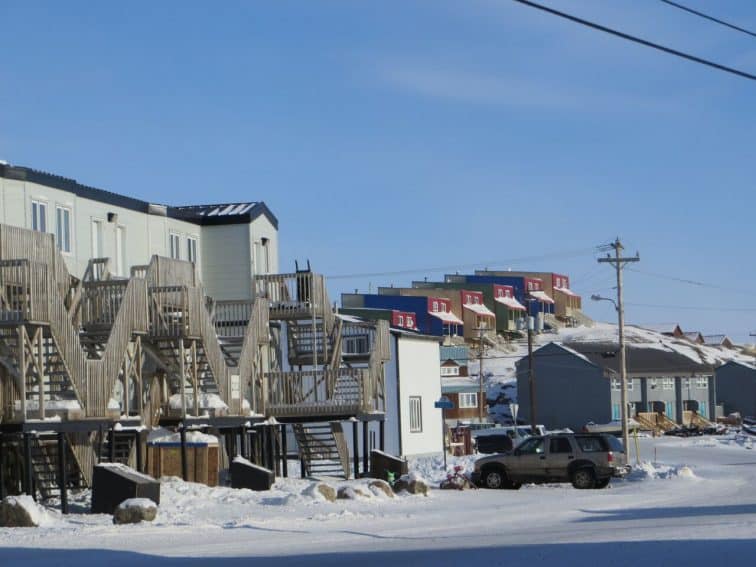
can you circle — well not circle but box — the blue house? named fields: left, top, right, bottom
left=341, top=293, right=463, bottom=337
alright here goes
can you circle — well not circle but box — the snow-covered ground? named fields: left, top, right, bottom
left=2, top=434, right=756, bottom=566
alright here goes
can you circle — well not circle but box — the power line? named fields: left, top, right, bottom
left=327, top=246, right=599, bottom=280
left=626, top=267, right=756, bottom=296
left=625, top=301, right=756, bottom=312
left=510, top=0, right=756, bottom=81
left=659, top=0, right=756, bottom=39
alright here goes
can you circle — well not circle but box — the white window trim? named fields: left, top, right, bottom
left=31, top=199, right=48, bottom=233
left=169, top=232, right=181, bottom=260
left=55, top=205, right=73, bottom=254
left=187, top=235, right=199, bottom=264
left=459, top=392, right=478, bottom=409
left=91, top=218, right=105, bottom=259
left=409, top=396, right=423, bottom=433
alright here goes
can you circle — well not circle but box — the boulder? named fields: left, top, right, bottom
left=112, top=498, right=158, bottom=525
left=368, top=479, right=394, bottom=498
left=393, top=476, right=429, bottom=496
left=305, top=482, right=337, bottom=502
left=337, top=486, right=369, bottom=500
left=0, top=495, right=47, bottom=527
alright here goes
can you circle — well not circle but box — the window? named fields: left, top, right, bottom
left=575, top=436, right=607, bottom=453
left=187, top=236, right=198, bottom=264
left=440, top=303, right=447, bottom=312
left=649, top=378, right=658, bottom=389
left=627, top=379, right=634, bottom=391
left=665, top=401, right=675, bottom=419
left=473, top=296, right=480, bottom=304
left=662, top=377, right=674, bottom=390
left=612, top=403, right=621, bottom=420
left=261, top=237, right=270, bottom=273
left=432, top=301, right=439, bottom=312
left=517, top=437, right=544, bottom=454
left=549, top=437, right=572, bottom=454
left=169, top=233, right=181, bottom=260
left=406, top=316, right=414, bottom=328
left=398, top=315, right=404, bottom=326
left=115, top=226, right=126, bottom=277
left=441, top=366, right=459, bottom=377
left=31, top=200, right=47, bottom=232
left=91, top=220, right=103, bottom=258
left=696, top=376, right=709, bottom=389
left=409, top=396, right=422, bottom=433
left=459, top=392, right=478, bottom=408
left=55, top=206, right=71, bottom=252
left=611, top=377, right=620, bottom=391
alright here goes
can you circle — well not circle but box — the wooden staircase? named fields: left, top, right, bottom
left=292, top=422, right=351, bottom=479
left=28, top=433, right=85, bottom=501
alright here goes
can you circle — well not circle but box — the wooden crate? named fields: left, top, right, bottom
left=147, top=443, right=220, bottom=486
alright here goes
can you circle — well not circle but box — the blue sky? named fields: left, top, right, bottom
left=1, top=1, right=755, bottom=341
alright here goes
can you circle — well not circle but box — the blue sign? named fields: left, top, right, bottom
left=434, top=396, right=454, bottom=410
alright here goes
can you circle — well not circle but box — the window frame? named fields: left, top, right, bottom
left=31, top=199, right=48, bottom=233
left=169, top=232, right=181, bottom=260
left=458, top=392, right=478, bottom=409
left=55, top=205, right=72, bottom=253
left=187, top=236, right=198, bottom=264
left=409, top=396, right=423, bottom=433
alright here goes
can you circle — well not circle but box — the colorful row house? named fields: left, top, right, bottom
left=475, top=271, right=581, bottom=320
left=445, top=274, right=555, bottom=318
left=340, top=293, right=463, bottom=337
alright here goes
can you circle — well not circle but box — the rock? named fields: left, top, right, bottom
left=112, top=498, right=158, bottom=525
left=410, top=479, right=429, bottom=496
left=392, top=478, right=410, bottom=494
left=440, top=477, right=474, bottom=490
left=0, top=495, right=47, bottom=527
left=304, top=482, right=337, bottom=502
left=337, top=487, right=357, bottom=500
left=368, top=479, right=395, bottom=498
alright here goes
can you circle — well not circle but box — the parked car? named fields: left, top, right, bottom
left=471, top=433, right=630, bottom=490
left=474, top=434, right=514, bottom=454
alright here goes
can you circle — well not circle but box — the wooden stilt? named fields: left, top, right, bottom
left=352, top=420, right=359, bottom=479
left=57, top=432, right=68, bottom=514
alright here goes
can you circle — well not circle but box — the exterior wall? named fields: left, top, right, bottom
left=516, top=344, right=610, bottom=431
left=630, top=375, right=713, bottom=421
left=0, top=175, right=276, bottom=300
left=442, top=390, right=487, bottom=424
left=456, top=274, right=554, bottom=316
left=715, top=363, right=756, bottom=418
left=1, top=176, right=197, bottom=277
left=201, top=224, right=253, bottom=300
left=396, top=336, right=443, bottom=456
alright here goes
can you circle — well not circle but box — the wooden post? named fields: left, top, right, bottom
left=241, top=425, right=248, bottom=459
left=109, top=424, right=116, bottom=463
left=379, top=420, right=385, bottom=452
left=57, top=432, right=68, bottom=514
left=179, top=340, right=187, bottom=419
left=352, top=420, right=359, bottom=479
left=362, top=420, right=369, bottom=474
left=23, top=433, right=33, bottom=499
left=135, top=430, right=143, bottom=473
left=180, top=425, right=188, bottom=481
left=280, top=424, right=288, bottom=478
left=191, top=340, right=199, bottom=417
left=0, top=432, right=6, bottom=500
left=273, top=426, right=280, bottom=477
left=18, top=326, right=26, bottom=420
left=36, top=328, right=45, bottom=420
left=97, top=425, right=104, bottom=463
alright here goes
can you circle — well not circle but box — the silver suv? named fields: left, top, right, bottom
left=472, top=433, right=630, bottom=490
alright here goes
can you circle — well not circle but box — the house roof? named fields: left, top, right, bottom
left=463, top=303, right=495, bottom=317
left=441, top=376, right=480, bottom=393
left=494, top=295, right=526, bottom=311
left=682, top=331, right=704, bottom=343
left=529, top=290, right=555, bottom=304
left=553, top=286, right=580, bottom=298
left=640, top=323, right=683, bottom=336
left=563, top=340, right=712, bottom=376
left=0, top=163, right=278, bottom=228
left=702, top=334, right=732, bottom=346
left=429, top=310, right=464, bottom=325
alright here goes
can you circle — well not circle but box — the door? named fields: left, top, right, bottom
left=508, top=437, right=547, bottom=482
left=546, top=436, right=575, bottom=481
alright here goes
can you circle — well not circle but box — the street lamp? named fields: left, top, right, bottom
left=591, top=292, right=631, bottom=458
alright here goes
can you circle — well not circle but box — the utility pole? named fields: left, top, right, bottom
left=598, top=238, right=640, bottom=456
left=477, top=327, right=486, bottom=423
left=527, top=314, right=537, bottom=433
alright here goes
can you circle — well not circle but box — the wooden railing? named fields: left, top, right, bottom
left=264, top=368, right=370, bottom=416
left=254, top=272, right=328, bottom=318
left=146, top=256, right=197, bottom=287
left=148, top=286, right=190, bottom=337
left=80, top=279, right=130, bottom=331
left=0, top=260, right=32, bottom=323
left=211, top=299, right=254, bottom=337
left=238, top=299, right=269, bottom=415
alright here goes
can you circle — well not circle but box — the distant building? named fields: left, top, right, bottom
left=715, top=361, right=756, bottom=418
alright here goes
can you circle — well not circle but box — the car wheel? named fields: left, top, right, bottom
left=594, top=478, right=610, bottom=489
left=483, top=468, right=506, bottom=489
left=571, top=468, right=596, bottom=489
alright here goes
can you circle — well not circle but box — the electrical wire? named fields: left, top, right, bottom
left=510, top=0, right=756, bottom=81
left=326, top=246, right=599, bottom=280
left=625, top=267, right=756, bottom=296
left=659, top=0, right=756, bottom=39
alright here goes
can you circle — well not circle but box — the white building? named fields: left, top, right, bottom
left=0, top=162, right=278, bottom=300
left=383, top=329, right=443, bottom=457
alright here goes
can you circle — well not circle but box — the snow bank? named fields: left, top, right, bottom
left=2, top=495, right=58, bottom=527
left=622, top=461, right=698, bottom=482
left=168, top=393, right=228, bottom=411
left=146, top=427, right=219, bottom=445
